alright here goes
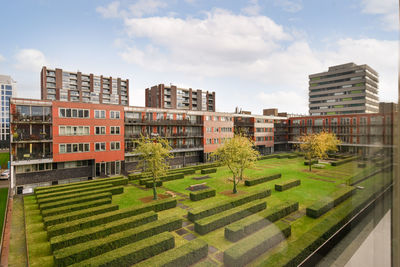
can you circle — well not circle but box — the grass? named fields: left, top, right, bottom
left=22, top=156, right=385, bottom=267
left=0, top=188, right=8, bottom=239
left=0, top=152, right=9, bottom=169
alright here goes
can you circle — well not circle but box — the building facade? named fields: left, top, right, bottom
left=309, top=63, right=379, bottom=116
left=41, top=67, right=129, bottom=105
left=0, top=75, right=17, bottom=148
left=145, top=84, right=215, bottom=111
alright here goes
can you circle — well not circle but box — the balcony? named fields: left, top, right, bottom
left=124, top=118, right=202, bottom=126
left=12, top=133, right=52, bottom=142
left=12, top=115, right=52, bottom=123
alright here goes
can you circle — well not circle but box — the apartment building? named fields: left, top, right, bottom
left=145, top=84, right=215, bottom=111
left=41, top=67, right=129, bottom=105
left=309, top=63, right=379, bottom=116
left=0, top=75, right=17, bottom=148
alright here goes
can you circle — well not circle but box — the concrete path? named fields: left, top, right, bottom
left=7, top=197, right=27, bottom=267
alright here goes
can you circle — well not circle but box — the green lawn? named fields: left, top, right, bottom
left=0, top=188, right=8, bottom=240
left=22, top=155, right=386, bottom=267
left=0, top=152, right=9, bottom=169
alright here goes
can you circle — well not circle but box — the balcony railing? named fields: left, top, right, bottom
left=124, top=118, right=202, bottom=126
left=12, top=115, right=52, bottom=123
left=12, top=153, right=52, bottom=162
left=12, top=133, right=52, bottom=142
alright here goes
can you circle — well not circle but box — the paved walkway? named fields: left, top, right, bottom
left=7, top=197, right=27, bottom=267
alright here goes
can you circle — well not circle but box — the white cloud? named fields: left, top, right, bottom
left=273, top=0, right=303, bottom=13
left=129, top=0, right=167, bottom=17
left=0, top=54, right=5, bottom=62
left=242, top=0, right=261, bottom=16
left=96, top=1, right=122, bottom=18
left=258, top=91, right=308, bottom=114
left=361, top=0, right=398, bottom=31
left=14, top=49, right=48, bottom=72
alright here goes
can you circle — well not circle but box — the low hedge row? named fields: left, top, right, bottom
left=358, top=162, right=367, bottom=168
left=306, top=186, right=356, bottom=218
left=38, top=186, right=123, bottom=207
left=36, top=178, right=128, bottom=200
left=224, top=221, right=291, bottom=267
left=140, top=173, right=185, bottom=185
left=331, top=156, right=358, bottom=166
left=201, top=168, right=217, bottom=174
left=194, top=200, right=266, bottom=235
left=41, top=198, right=112, bottom=217
left=47, top=203, right=162, bottom=238
left=53, top=216, right=182, bottom=267
left=192, top=162, right=219, bottom=170
left=259, top=154, right=278, bottom=160
left=188, top=189, right=271, bottom=222
left=168, top=168, right=195, bottom=175
left=145, top=180, right=163, bottom=188
left=275, top=179, right=300, bottom=192
left=50, top=211, right=158, bottom=251
left=43, top=204, right=119, bottom=228
left=135, top=239, right=208, bottom=267
left=69, top=232, right=175, bottom=267
left=245, top=173, right=281, bottom=186
left=35, top=176, right=125, bottom=195
left=346, top=168, right=383, bottom=186
left=258, top=172, right=392, bottom=267
left=304, top=160, right=318, bottom=166
left=225, top=201, right=299, bottom=242
left=190, top=188, right=216, bottom=201
left=39, top=192, right=112, bottom=212
left=128, top=172, right=151, bottom=181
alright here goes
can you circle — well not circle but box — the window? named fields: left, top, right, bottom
left=95, top=142, right=106, bottom=151
left=59, top=108, right=89, bottom=118
left=59, top=143, right=90, bottom=153
left=110, top=126, right=120, bottom=135
left=59, top=126, right=90, bottom=136
left=95, top=126, right=106, bottom=135
left=95, top=110, right=106, bottom=119
left=111, top=141, right=120, bottom=150
left=110, top=111, right=120, bottom=119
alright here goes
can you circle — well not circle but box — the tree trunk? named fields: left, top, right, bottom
left=309, top=158, right=312, bottom=172
left=153, top=177, right=158, bottom=200
left=233, top=177, right=237, bottom=194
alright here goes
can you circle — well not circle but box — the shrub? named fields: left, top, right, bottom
left=259, top=154, right=278, bottom=160
left=224, top=221, right=291, bottom=267
left=68, top=232, right=175, bottom=267
left=287, top=154, right=298, bottom=159
left=36, top=183, right=111, bottom=201
left=188, top=189, right=271, bottom=222
left=37, top=186, right=123, bottom=207
left=331, top=156, right=358, bottom=166
left=358, top=162, right=366, bottom=168
left=140, top=173, right=184, bottom=186
left=304, top=160, right=318, bottom=166
left=195, top=200, right=266, bottom=235
left=35, top=176, right=126, bottom=195
left=192, top=162, right=219, bottom=170
left=275, top=179, right=301, bottom=192
left=306, top=186, right=356, bottom=218
left=168, top=168, right=195, bottom=175
left=135, top=239, right=208, bottom=267
left=225, top=201, right=298, bottom=242
left=43, top=204, right=119, bottom=228
left=259, top=173, right=392, bottom=267
left=50, top=211, right=158, bottom=251
left=128, top=172, right=151, bottom=181
left=39, top=192, right=112, bottom=212
left=53, top=216, right=182, bottom=266
left=145, top=180, right=163, bottom=188
left=201, top=168, right=217, bottom=174
left=47, top=200, right=175, bottom=238
left=244, top=173, right=281, bottom=186
left=190, top=188, right=216, bottom=201
left=41, top=198, right=112, bottom=217
left=120, top=197, right=176, bottom=214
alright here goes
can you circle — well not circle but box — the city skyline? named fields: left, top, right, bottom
left=0, top=0, right=397, bottom=114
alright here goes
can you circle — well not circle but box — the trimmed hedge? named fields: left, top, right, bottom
left=43, top=204, right=119, bottom=228
left=258, top=172, right=392, bottom=267
left=346, top=168, right=383, bottom=186
left=168, top=168, right=195, bottom=175
left=135, top=239, right=208, bottom=267
left=39, top=192, right=112, bottom=211
left=201, top=168, right=217, bottom=174
left=69, top=232, right=175, bottom=267
left=37, top=186, right=123, bottom=207
left=128, top=172, right=151, bottom=181
left=50, top=211, right=158, bottom=251
left=41, top=198, right=112, bottom=218
left=224, top=221, right=291, bottom=267
left=306, top=186, right=356, bottom=218
left=46, top=202, right=169, bottom=238
left=188, top=189, right=271, bottom=222
left=53, top=216, right=182, bottom=266
left=331, top=156, right=358, bottom=166
left=275, top=179, right=300, bottom=192
left=259, top=154, right=278, bottom=160
left=358, top=162, right=367, bottom=168
left=194, top=200, right=266, bottom=235
left=140, top=173, right=185, bottom=185
left=35, top=176, right=125, bottom=195
left=225, top=201, right=299, bottom=242
left=190, top=188, right=216, bottom=201
left=145, top=180, right=163, bottom=188
left=245, top=173, right=281, bottom=186
left=304, top=160, right=318, bottom=166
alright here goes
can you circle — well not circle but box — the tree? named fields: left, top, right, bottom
left=298, top=131, right=341, bottom=171
left=212, top=134, right=260, bottom=194
left=134, top=135, right=172, bottom=200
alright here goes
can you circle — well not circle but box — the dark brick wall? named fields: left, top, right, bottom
left=16, top=166, right=93, bottom=185
left=123, top=155, right=203, bottom=173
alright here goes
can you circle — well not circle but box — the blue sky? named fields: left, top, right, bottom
left=0, top=0, right=397, bottom=113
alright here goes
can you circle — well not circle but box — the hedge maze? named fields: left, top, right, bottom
left=23, top=153, right=392, bottom=267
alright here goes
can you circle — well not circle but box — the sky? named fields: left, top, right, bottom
left=0, top=0, right=397, bottom=114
